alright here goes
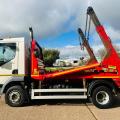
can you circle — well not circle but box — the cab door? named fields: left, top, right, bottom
left=0, top=42, right=18, bottom=85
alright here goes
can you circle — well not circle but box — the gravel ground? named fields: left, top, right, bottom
left=0, top=96, right=120, bottom=120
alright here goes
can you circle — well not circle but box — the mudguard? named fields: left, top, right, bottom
left=0, top=76, right=24, bottom=94
left=87, top=80, right=117, bottom=97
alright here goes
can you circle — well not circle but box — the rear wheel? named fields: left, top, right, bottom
left=92, top=86, right=114, bottom=109
left=5, top=85, right=26, bottom=107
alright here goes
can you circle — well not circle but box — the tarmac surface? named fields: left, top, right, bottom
left=0, top=96, right=120, bottom=120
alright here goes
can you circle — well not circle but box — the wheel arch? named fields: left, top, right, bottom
left=87, top=79, right=118, bottom=97
left=1, top=77, right=25, bottom=94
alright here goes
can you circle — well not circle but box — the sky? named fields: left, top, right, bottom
left=1, top=0, right=120, bottom=58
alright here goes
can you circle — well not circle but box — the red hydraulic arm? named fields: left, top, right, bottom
left=78, top=28, right=98, bottom=64
left=87, top=7, right=120, bottom=74
left=29, top=27, right=45, bottom=80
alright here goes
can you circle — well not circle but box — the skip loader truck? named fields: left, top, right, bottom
left=0, top=7, right=120, bottom=109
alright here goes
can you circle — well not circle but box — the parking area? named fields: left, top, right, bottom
left=0, top=96, right=120, bottom=120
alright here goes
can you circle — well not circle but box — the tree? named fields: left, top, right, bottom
left=43, top=49, right=60, bottom=66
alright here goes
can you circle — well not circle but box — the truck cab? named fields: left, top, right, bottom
left=0, top=38, right=26, bottom=92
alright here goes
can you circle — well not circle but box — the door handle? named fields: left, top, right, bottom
left=12, top=69, right=18, bottom=74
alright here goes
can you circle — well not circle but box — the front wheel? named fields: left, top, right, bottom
left=5, top=85, right=26, bottom=107
left=92, top=86, right=114, bottom=109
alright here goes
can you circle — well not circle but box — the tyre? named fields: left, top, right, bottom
left=5, top=85, right=26, bottom=107
left=92, top=86, right=114, bottom=109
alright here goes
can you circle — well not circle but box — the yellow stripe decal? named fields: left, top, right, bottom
left=0, top=74, right=25, bottom=77
left=52, top=63, right=100, bottom=77
left=93, top=76, right=120, bottom=78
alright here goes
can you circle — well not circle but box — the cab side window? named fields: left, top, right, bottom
left=0, top=43, right=16, bottom=65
